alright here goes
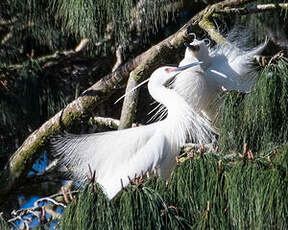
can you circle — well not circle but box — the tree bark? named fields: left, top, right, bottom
left=118, top=70, right=141, bottom=129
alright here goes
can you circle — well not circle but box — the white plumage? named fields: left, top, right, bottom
left=52, top=32, right=266, bottom=199
left=51, top=63, right=212, bottom=199
left=173, top=35, right=266, bottom=122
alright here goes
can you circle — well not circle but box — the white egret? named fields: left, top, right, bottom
left=51, top=62, right=212, bottom=199
left=173, top=35, right=266, bottom=123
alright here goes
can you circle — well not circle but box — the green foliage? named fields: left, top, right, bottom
left=61, top=180, right=190, bottom=230
left=1, top=0, right=72, bottom=63
left=239, top=0, right=288, bottom=44
left=60, top=184, right=116, bottom=230
left=219, top=58, right=288, bottom=153
left=114, top=185, right=189, bottom=229
left=1, top=0, right=177, bottom=58
left=50, top=0, right=176, bottom=47
left=227, top=151, right=288, bottom=229
left=0, top=60, right=67, bottom=157
left=60, top=145, right=288, bottom=229
left=165, top=154, right=229, bottom=229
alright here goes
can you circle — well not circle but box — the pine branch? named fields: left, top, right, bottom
left=7, top=188, right=78, bottom=227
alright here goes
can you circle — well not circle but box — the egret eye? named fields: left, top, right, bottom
left=165, top=67, right=176, bottom=73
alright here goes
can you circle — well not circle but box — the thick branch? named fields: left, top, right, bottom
left=118, top=70, right=141, bottom=129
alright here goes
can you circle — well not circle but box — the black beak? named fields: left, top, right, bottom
left=184, top=42, right=198, bottom=51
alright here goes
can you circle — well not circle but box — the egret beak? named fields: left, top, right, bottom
left=184, top=42, right=200, bottom=51
left=172, top=61, right=203, bottom=72
left=164, top=61, right=203, bottom=86
left=165, top=61, right=202, bottom=74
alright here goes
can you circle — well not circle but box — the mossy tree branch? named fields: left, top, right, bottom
left=118, top=70, right=141, bottom=129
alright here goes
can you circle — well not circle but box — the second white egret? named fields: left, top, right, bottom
left=174, top=35, right=266, bottom=123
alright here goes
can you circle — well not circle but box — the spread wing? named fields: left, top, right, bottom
left=209, top=41, right=266, bottom=91
left=51, top=122, right=163, bottom=198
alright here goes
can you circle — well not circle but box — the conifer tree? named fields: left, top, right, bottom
left=0, top=0, right=287, bottom=228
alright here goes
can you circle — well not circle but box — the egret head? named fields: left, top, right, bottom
left=148, top=62, right=202, bottom=110
left=149, top=67, right=181, bottom=87
left=184, top=39, right=211, bottom=67
left=149, top=62, right=203, bottom=87
left=115, top=62, right=202, bottom=104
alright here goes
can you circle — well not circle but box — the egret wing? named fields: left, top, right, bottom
left=51, top=122, right=162, bottom=197
left=208, top=42, right=266, bottom=91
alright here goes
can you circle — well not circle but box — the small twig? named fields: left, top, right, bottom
left=242, top=143, right=248, bottom=157
left=247, top=150, right=254, bottom=160
left=112, top=45, right=123, bottom=72
left=146, top=171, right=150, bottom=179
left=139, top=170, right=144, bottom=183
left=61, top=186, right=70, bottom=204
left=267, top=155, right=274, bottom=167
left=74, top=38, right=89, bottom=52
left=153, top=168, right=158, bottom=177
left=87, top=164, right=95, bottom=183
left=40, top=206, right=46, bottom=224
left=218, top=159, right=223, bottom=172
left=215, top=3, right=288, bottom=16
left=199, top=142, right=206, bottom=154
left=268, top=51, right=284, bottom=66
left=120, top=178, right=125, bottom=190
left=68, top=189, right=76, bottom=202
left=34, top=197, right=67, bottom=208
left=175, top=156, right=180, bottom=166
left=168, top=205, right=179, bottom=215
left=205, top=200, right=210, bottom=218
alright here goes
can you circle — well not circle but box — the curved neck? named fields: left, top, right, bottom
left=148, top=80, right=212, bottom=146
left=148, top=82, right=194, bottom=147
left=148, top=84, right=187, bottom=119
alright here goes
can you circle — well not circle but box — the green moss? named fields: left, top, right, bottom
left=199, top=7, right=226, bottom=44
